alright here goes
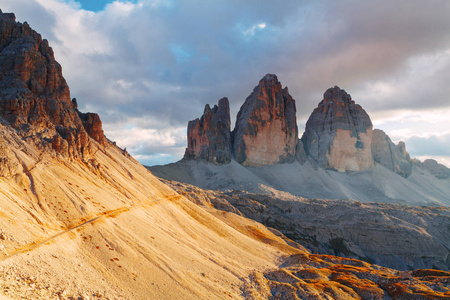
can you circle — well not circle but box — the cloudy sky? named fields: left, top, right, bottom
left=3, top=0, right=450, bottom=166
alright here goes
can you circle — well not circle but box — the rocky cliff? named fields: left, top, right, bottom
left=183, top=97, right=231, bottom=164
left=232, top=74, right=298, bottom=166
left=302, top=86, right=374, bottom=172
left=372, top=129, right=412, bottom=177
left=0, top=10, right=106, bottom=160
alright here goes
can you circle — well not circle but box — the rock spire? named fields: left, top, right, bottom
left=184, top=97, right=232, bottom=164
left=232, top=74, right=298, bottom=166
left=301, top=86, right=374, bottom=172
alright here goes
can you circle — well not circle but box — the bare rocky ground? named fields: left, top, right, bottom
left=164, top=179, right=450, bottom=272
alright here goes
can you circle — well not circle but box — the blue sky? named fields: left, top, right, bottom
left=2, top=0, right=450, bottom=167
left=76, top=0, right=112, bottom=12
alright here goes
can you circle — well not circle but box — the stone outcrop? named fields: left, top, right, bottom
left=371, top=129, right=412, bottom=177
left=301, top=86, right=374, bottom=172
left=232, top=74, right=298, bottom=166
left=184, top=97, right=231, bottom=164
left=0, top=10, right=106, bottom=159
left=73, top=98, right=106, bottom=146
left=413, top=158, right=450, bottom=180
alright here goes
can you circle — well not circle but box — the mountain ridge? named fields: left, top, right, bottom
left=152, top=74, right=449, bottom=206
left=1, top=9, right=450, bottom=299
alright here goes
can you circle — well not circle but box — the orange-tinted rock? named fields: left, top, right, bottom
left=233, top=74, right=298, bottom=166
left=249, top=253, right=450, bottom=300
left=0, top=10, right=106, bottom=159
left=301, top=86, right=374, bottom=172
left=184, top=97, right=231, bottom=164
left=76, top=100, right=106, bottom=146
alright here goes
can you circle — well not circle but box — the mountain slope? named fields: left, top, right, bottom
left=1, top=9, right=450, bottom=300
left=149, top=159, right=450, bottom=206
left=1, top=131, right=449, bottom=299
left=0, top=120, right=303, bottom=299
left=164, top=179, right=450, bottom=271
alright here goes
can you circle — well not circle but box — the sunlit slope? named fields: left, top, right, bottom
left=0, top=123, right=301, bottom=299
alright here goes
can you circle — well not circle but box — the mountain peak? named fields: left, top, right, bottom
left=260, top=73, right=278, bottom=83
left=233, top=74, right=297, bottom=166
left=184, top=97, right=232, bottom=164
left=0, top=9, right=15, bottom=22
left=302, top=86, right=374, bottom=172
left=0, top=10, right=106, bottom=159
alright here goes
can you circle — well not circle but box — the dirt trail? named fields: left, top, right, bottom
left=0, top=194, right=182, bottom=261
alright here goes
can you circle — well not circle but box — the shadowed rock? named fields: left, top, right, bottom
left=184, top=97, right=231, bottom=164
left=301, top=86, right=374, bottom=172
left=413, top=158, right=450, bottom=180
left=372, top=129, right=412, bottom=177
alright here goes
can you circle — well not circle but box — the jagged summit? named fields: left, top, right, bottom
left=0, top=10, right=106, bottom=160
left=0, top=9, right=15, bottom=22
left=159, top=78, right=450, bottom=207
left=184, top=97, right=231, bottom=164
left=183, top=74, right=298, bottom=166
left=259, top=73, right=278, bottom=85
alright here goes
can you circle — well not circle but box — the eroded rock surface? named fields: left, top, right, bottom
left=372, top=129, right=412, bottom=177
left=232, top=74, right=298, bottom=166
left=302, top=86, right=374, bottom=172
left=246, top=255, right=450, bottom=300
left=0, top=10, right=106, bottom=160
left=184, top=97, right=231, bottom=164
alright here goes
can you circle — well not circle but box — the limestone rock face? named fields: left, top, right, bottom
left=0, top=10, right=106, bottom=159
left=232, top=74, right=298, bottom=166
left=371, top=129, right=412, bottom=177
left=413, top=158, right=450, bottom=180
left=184, top=97, right=231, bottom=164
left=302, top=86, right=373, bottom=172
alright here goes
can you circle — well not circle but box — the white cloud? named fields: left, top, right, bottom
left=240, top=22, right=268, bottom=37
